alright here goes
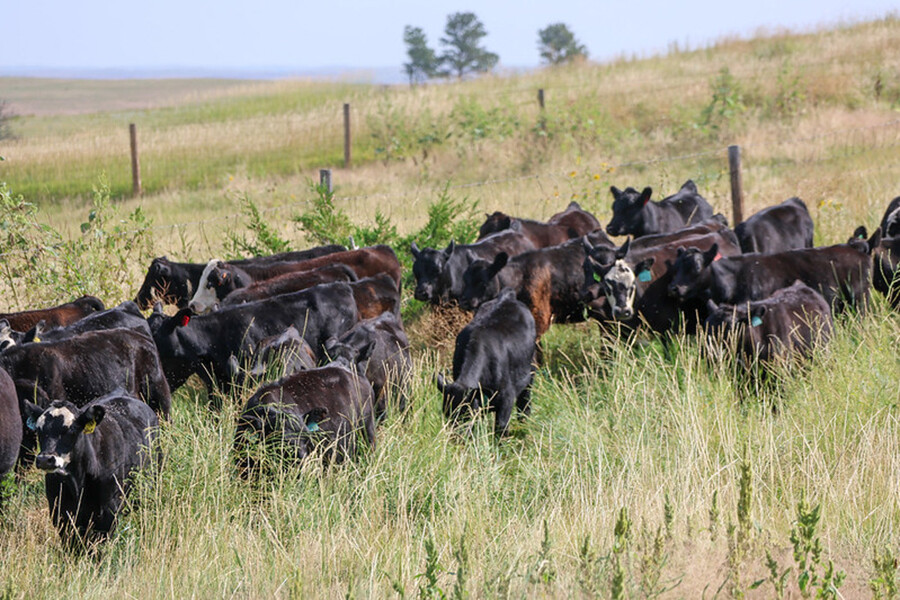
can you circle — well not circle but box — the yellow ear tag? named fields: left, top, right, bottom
left=33, top=336, right=41, bottom=342
left=83, top=420, right=97, bottom=434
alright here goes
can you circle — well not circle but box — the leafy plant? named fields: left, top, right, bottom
left=870, top=546, right=900, bottom=600
left=790, top=492, right=845, bottom=599
left=416, top=532, right=446, bottom=600
left=699, top=67, right=745, bottom=139
left=225, top=192, right=291, bottom=259
left=610, top=507, right=631, bottom=600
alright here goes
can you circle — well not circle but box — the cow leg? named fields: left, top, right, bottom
left=493, top=390, right=515, bottom=437
left=516, top=386, right=532, bottom=417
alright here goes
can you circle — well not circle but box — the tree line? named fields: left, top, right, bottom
left=403, top=13, right=587, bottom=85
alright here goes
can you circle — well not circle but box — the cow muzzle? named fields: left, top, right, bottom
left=35, top=453, right=69, bottom=474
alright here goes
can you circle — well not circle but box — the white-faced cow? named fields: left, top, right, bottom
left=22, top=394, right=159, bottom=547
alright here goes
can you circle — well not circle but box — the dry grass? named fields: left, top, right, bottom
left=2, top=15, right=900, bottom=599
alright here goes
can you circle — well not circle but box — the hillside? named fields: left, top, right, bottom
left=1, top=16, right=900, bottom=599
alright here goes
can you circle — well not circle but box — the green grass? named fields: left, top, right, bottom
left=2, top=15, right=900, bottom=598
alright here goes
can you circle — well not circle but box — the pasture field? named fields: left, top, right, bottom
left=2, top=15, right=900, bottom=599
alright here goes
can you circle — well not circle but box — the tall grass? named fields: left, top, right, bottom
left=1, top=15, right=900, bottom=599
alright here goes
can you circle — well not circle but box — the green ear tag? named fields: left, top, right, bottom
left=83, top=420, right=97, bottom=434
left=593, top=271, right=602, bottom=283
left=750, top=316, right=763, bottom=327
left=307, top=421, right=319, bottom=432
left=638, top=270, right=652, bottom=282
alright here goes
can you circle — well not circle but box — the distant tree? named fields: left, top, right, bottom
left=537, top=23, right=588, bottom=65
left=438, top=12, right=499, bottom=79
left=402, top=26, right=439, bottom=86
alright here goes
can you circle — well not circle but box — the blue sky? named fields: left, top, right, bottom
left=3, top=1, right=897, bottom=77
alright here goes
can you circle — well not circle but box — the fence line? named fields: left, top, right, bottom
left=3, top=115, right=898, bottom=261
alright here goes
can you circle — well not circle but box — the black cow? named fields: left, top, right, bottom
left=324, top=312, right=412, bottom=419
left=22, top=394, right=158, bottom=545
left=233, top=351, right=376, bottom=475
left=188, top=245, right=401, bottom=314
left=436, top=288, right=536, bottom=436
left=20, top=301, right=150, bottom=345
left=148, top=282, right=358, bottom=393
left=410, top=230, right=536, bottom=305
left=704, top=281, right=833, bottom=364
left=459, top=232, right=612, bottom=338
left=0, top=296, right=105, bottom=333
left=222, top=263, right=358, bottom=306
left=853, top=226, right=900, bottom=308
left=135, top=245, right=346, bottom=309
left=476, top=202, right=605, bottom=248
left=584, top=231, right=742, bottom=334
left=606, top=180, right=714, bottom=238
left=668, top=231, right=880, bottom=315
left=0, top=328, right=171, bottom=419
left=0, top=366, right=20, bottom=508
left=226, top=326, right=318, bottom=386
left=879, top=196, right=900, bottom=238
left=734, top=197, right=814, bottom=254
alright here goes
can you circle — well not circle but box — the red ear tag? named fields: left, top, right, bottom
left=180, top=314, right=191, bottom=327
left=713, top=252, right=722, bottom=262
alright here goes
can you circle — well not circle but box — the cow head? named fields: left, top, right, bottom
left=234, top=404, right=324, bottom=476
left=411, top=242, right=451, bottom=304
left=435, top=374, right=482, bottom=422
left=478, top=212, right=513, bottom=239
left=136, top=257, right=189, bottom=309
left=459, top=253, right=507, bottom=312
left=23, top=400, right=104, bottom=476
left=668, top=244, right=719, bottom=302
left=585, top=239, right=654, bottom=321
left=606, top=186, right=652, bottom=237
left=0, top=319, right=17, bottom=352
left=188, top=259, right=233, bottom=315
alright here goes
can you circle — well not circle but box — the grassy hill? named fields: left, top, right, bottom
left=1, top=15, right=900, bottom=598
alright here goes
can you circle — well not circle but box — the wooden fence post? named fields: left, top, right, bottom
left=728, top=145, right=743, bottom=226
left=343, top=103, right=351, bottom=168
left=537, top=88, right=545, bottom=110
left=129, top=123, right=142, bottom=196
left=537, top=89, right=546, bottom=131
left=319, top=169, right=332, bottom=194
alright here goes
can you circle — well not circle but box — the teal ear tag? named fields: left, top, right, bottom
left=26, top=416, right=37, bottom=431
left=307, top=421, right=319, bottom=432
left=750, top=316, right=763, bottom=327
left=638, top=270, right=652, bottom=282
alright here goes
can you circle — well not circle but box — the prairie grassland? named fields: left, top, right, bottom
left=1, top=16, right=900, bottom=599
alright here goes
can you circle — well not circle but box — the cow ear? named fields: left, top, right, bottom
left=681, top=180, right=698, bottom=194
left=173, top=307, right=193, bottom=327
left=444, top=240, right=456, bottom=256
left=852, top=226, right=867, bottom=240
left=868, top=227, right=883, bottom=254
left=78, top=405, right=105, bottom=434
left=610, top=186, right=621, bottom=199
left=356, top=340, right=375, bottom=364
left=702, top=244, right=720, bottom=266
left=635, top=258, right=655, bottom=282
left=489, top=253, right=509, bottom=276
left=581, top=235, right=595, bottom=254
left=410, top=242, right=421, bottom=259
left=508, top=219, right=522, bottom=232
left=750, top=306, right=766, bottom=327
left=22, top=400, right=43, bottom=431
left=640, top=187, right=652, bottom=206
left=677, top=247, right=686, bottom=258
left=615, top=238, right=631, bottom=260
left=304, top=408, right=327, bottom=432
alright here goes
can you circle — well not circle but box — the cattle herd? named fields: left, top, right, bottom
left=0, top=179, right=897, bottom=549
